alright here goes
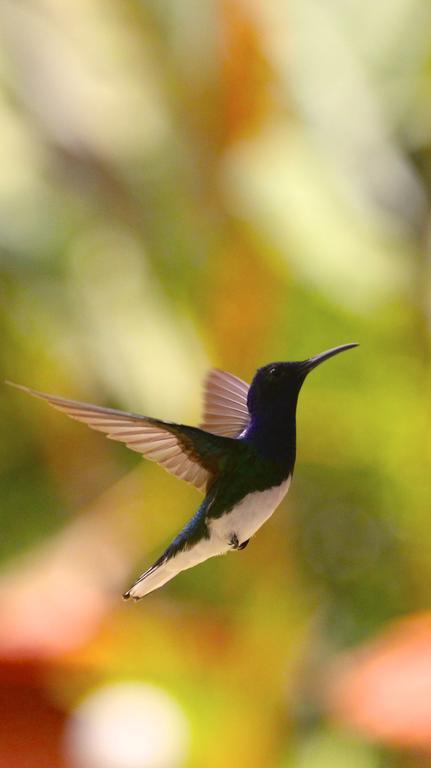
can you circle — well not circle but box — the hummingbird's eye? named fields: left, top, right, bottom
left=268, top=366, right=283, bottom=379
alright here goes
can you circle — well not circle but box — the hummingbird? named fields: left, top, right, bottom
left=7, top=343, right=357, bottom=600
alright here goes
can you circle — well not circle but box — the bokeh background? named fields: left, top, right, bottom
left=1, top=1, right=431, bottom=766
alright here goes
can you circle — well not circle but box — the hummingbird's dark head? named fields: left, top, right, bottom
left=247, top=343, right=358, bottom=419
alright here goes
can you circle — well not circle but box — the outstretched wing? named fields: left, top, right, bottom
left=200, top=368, right=250, bottom=438
left=7, top=382, right=234, bottom=492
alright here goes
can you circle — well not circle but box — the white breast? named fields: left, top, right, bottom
left=209, top=476, right=291, bottom=547
left=127, top=476, right=292, bottom=599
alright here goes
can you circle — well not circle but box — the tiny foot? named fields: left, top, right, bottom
left=229, top=533, right=250, bottom=550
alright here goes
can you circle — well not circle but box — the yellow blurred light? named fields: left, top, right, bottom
left=68, top=226, right=208, bottom=417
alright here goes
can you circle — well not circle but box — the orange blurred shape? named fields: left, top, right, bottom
left=326, top=612, right=431, bottom=751
left=219, top=0, right=274, bottom=143
left=0, top=661, right=67, bottom=768
left=208, top=244, right=278, bottom=372
left=0, top=471, right=142, bottom=660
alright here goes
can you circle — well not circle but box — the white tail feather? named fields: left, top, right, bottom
left=124, top=559, right=182, bottom=600
left=123, top=529, right=230, bottom=600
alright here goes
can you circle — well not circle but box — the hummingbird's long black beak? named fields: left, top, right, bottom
left=300, top=343, right=359, bottom=375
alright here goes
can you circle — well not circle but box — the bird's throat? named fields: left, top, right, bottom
left=244, top=408, right=297, bottom=472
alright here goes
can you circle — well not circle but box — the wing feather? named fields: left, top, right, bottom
left=200, top=368, right=250, bottom=437
left=7, top=382, right=211, bottom=492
